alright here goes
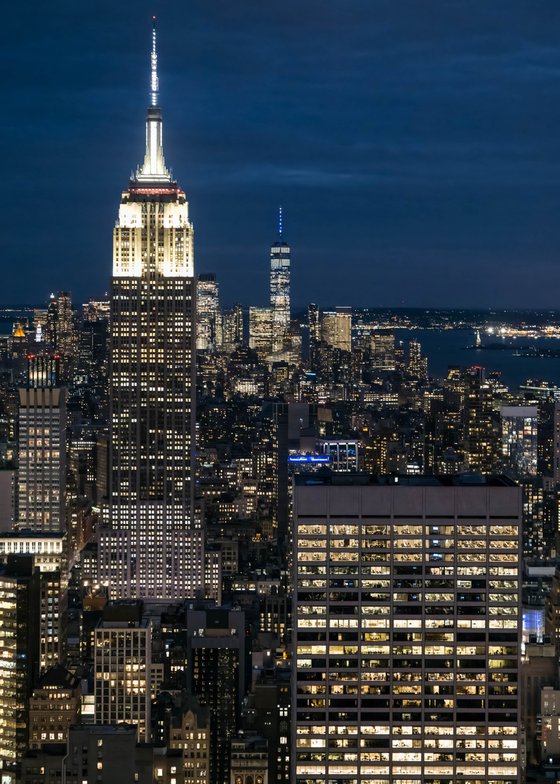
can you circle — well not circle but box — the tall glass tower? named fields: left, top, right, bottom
left=99, top=20, right=203, bottom=599
left=270, top=207, right=291, bottom=354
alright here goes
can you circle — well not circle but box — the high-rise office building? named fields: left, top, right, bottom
left=501, top=405, right=538, bottom=478
left=0, top=537, right=66, bottom=668
left=197, top=273, right=222, bottom=351
left=249, top=307, right=273, bottom=359
left=551, top=400, right=560, bottom=486
left=371, top=332, right=396, bottom=371
left=222, top=304, right=244, bottom=354
left=321, top=307, right=352, bottom=353
left=17, top=384, right=66, bottom=532
left=38, top=570, right=63, bottom=672
left=46, top=291, right=77, bottom=372
left=270, top=207, right=291, bottom=355
left=308, top=303, right=320, bottom=371
left=186, top=605, right=250, bottom=784
left=408, top=338, right=428, bottom=379
left=293, top=473, right=521, bottom=784
left=94, top=602, right=152, bottom=742
left=521, top=476, right=550, bottom=559
left=98, top=21, right=203, bottom=599
left=26, top=354, right=61, bottom=389
left=464, top=366, right=498, bottom=474
left=249, top=669, right=291, bottom=783
left=0, top=555, right=40, bottom=782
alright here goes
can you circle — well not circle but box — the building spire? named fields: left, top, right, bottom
left=278, top=205, right=283, bottom=242
left=150, top=16, right=159, bottom=107
left=135, top=16, right=172, bottom=183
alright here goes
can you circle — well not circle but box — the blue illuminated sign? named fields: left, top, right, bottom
left=288, top=455, right=330, bottom=464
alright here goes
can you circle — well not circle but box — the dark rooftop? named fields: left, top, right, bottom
left=102, top=599, right=144, bottom=625
left=37, top=664, right=80, bottom=691
left=294, top=471, right=517, bottom=488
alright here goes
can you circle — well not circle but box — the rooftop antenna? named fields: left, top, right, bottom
left=150, top=16, right=159, bottom=107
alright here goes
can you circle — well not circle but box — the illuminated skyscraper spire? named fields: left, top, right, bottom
left=278, top=205, right=283, bottom=242
left=150, top=16, right=159, bottom=107
left=136, top=15, right=171, bottom=182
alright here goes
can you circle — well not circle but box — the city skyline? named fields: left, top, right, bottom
left=4, top=1, right=560, bottom=307
left=1, top=11, right=560, bottom=779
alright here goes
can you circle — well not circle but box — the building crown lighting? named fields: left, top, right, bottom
left=136, top=16, right=172, bottom=184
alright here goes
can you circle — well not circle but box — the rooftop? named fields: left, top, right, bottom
left=69, top=723, right=138, bottom=736
left=0, top=530, right=66, bottom=539
left=36, top=664, right=80, bottom=691
left=294, top=471, right=517, bottom=488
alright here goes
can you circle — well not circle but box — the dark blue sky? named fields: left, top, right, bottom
left=3, top=1, right=560, bottom=308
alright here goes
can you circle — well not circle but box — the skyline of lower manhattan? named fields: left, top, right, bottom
left=2, top=9, right=560, bottom=784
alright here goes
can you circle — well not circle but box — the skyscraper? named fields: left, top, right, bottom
left=249, top=307, right=273, bottom=359
left=293, top=473, right=521, bottom=784
left=464, top=367, right=498, bottom=474
left=186, top=605, right=249, bottom=784
left=501, top=405, right=538, bottom=478
left=98, top=20, right=203, bottom=599
left=321, top=306, right=352, bottom=352
left=408, top=337, right=428, bottom=379
left=197, top=273, right=222, bottom=351
left=270, top=207, right=291, bottom=355
left=46, top=292, right=77, bottom=378
left=0, top=556, right=40, bottom=782
left=17, top=379, right=66, bottom=533
left=94, top=602, right=152, bottom=742
left=221, top=303, right=244, bottom=354
left=308, top=303, right=320, bottom=371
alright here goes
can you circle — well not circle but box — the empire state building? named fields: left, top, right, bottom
left=99, top=20, right=204, bottom=599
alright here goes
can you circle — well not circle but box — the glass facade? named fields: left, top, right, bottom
left=270, top=239, right=291, bottom=355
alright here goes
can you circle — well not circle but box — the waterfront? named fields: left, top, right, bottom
left=396, top=328, right=560, bottom=388
left=3, top=313, right=560, bottom=389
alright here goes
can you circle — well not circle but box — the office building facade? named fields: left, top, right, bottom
left=186, top=605, right=249, bottom=784
left=0, top=556, right=40, bottom=782
left=17, top=387, right=66, bottom=532
left=197, top=273, right=221, bottom=351
left=292, top=473, right=521, bottom=784
left=249, top=307, right=274, bottom=359
left=94, top=603, right=152, bottom=742
left=321, top=307, right=352, bottom=353
left=501, top=405, right=538, bottom=478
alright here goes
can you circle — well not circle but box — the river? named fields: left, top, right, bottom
left=395, top=328, right=560, bottom=389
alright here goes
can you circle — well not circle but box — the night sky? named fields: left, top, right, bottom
left=3, top=1, right=560, bottom=308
